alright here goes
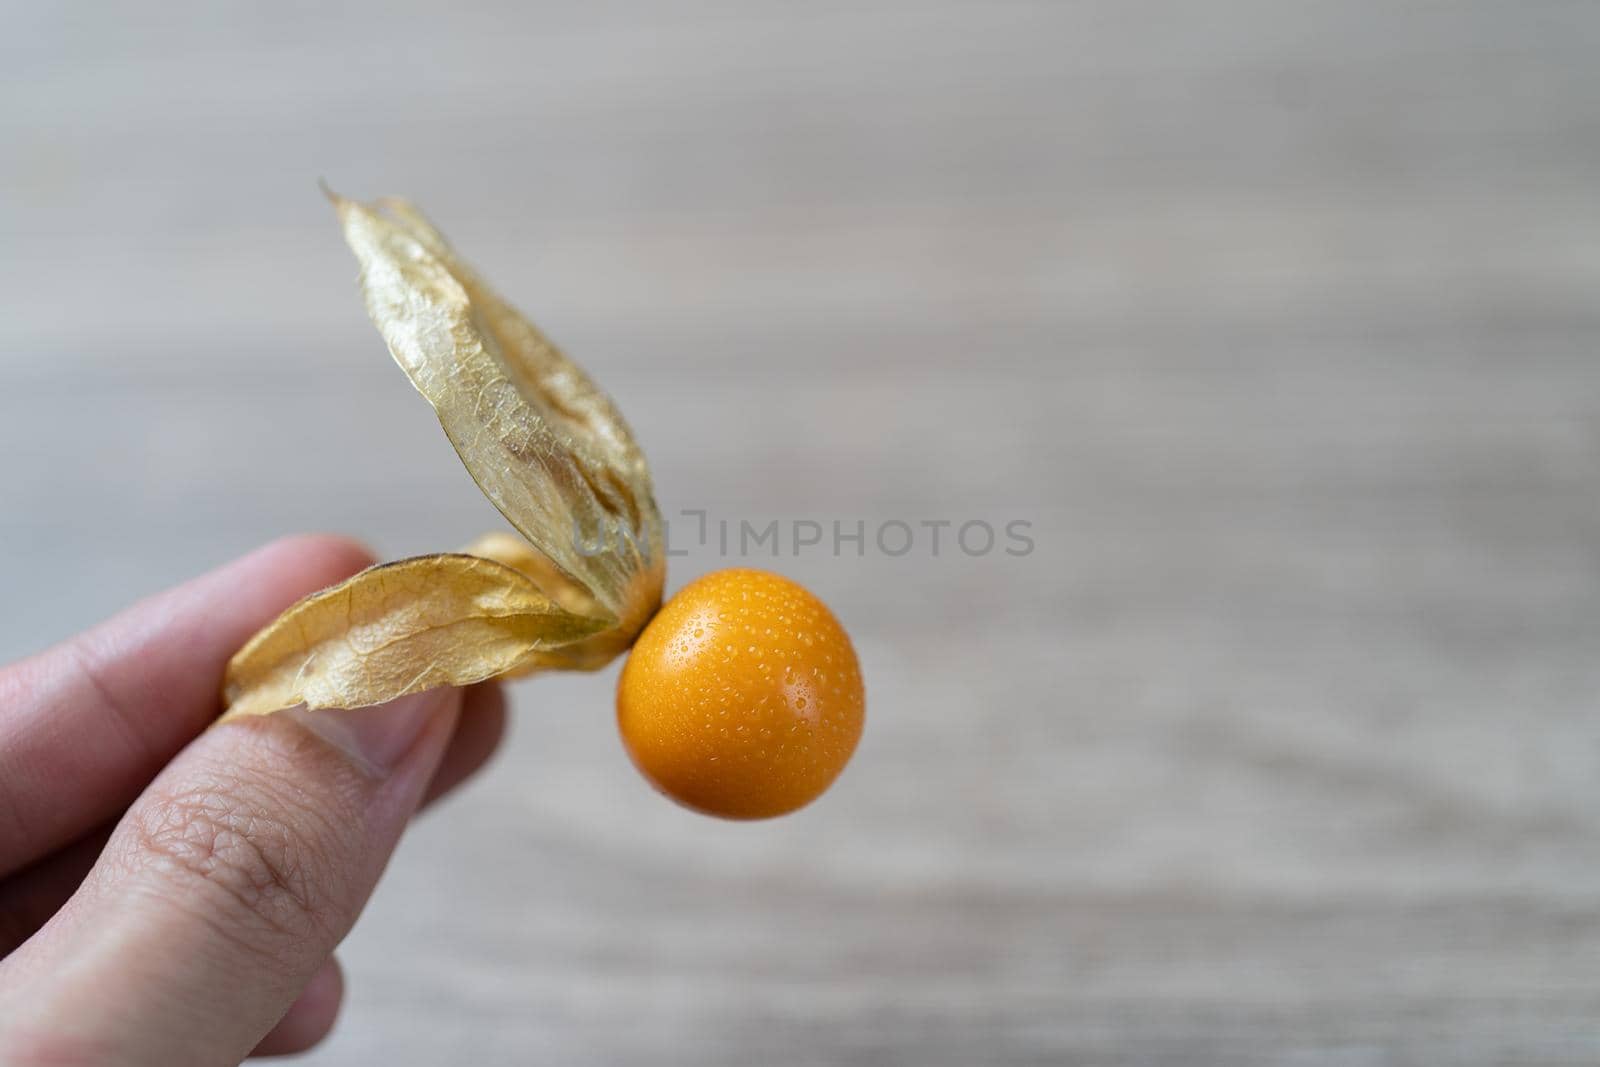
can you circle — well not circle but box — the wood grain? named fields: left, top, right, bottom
left=2, top=1, right=1598, bottom=1063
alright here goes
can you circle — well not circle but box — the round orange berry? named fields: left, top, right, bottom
left=616, top=568, right=865, bottom=819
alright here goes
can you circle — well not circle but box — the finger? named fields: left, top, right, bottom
left=0, top=682, right=506, bottom=957
left=0, top=827, right=111, bottom=957
left=0, top=535, right=375, bottom=877
left=251, top=957, right=343, bottom=1058
left=0, top=685, right=460, bottom=1066
left=420, top=681, right=507, bottom=809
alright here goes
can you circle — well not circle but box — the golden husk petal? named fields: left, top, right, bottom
left=220, top=192, right=664, bottom=718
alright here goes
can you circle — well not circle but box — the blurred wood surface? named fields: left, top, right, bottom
left=3, top=2, right=1600, bottom=1063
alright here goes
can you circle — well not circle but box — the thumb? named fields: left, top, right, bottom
left=0, top=687, right=460, bottom=1067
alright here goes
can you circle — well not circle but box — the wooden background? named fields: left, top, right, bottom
left=4, top=2, right=1600, bottom=1063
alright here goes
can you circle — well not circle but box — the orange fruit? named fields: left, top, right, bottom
left=616, top=568, right=865, bottom=819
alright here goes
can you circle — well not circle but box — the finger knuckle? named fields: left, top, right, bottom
left=129, top=769, right=346, bottom=949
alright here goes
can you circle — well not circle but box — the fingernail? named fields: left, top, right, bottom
left=290, top=689, right=455, bottom=777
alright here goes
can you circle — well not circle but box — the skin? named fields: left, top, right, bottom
left=0, top=536, right=507, bottom=1064
left=617, top=568, right=864, bottom=819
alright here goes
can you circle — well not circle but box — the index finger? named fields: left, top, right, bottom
left=0, top=535, right=374, bottom=878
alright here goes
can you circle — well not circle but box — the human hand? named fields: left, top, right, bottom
left=0, top=536, right=507, bottom=1064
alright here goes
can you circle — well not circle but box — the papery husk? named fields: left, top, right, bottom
left=222, top=555, right=609, bottom=719
left=220, top=192, right=664, bottom=719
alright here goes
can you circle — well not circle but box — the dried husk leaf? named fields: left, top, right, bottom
left=223, top=554, right=609, bottom=720
left=459, top=531, right=641, bottom=673
left=331, top=192, right=663, bottom=637
left=220, top=192, right=665, bottom=718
